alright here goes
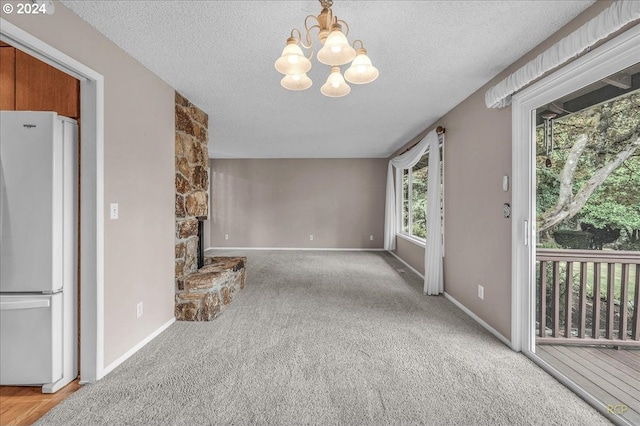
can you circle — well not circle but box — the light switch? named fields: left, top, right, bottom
left=110, top=203, right=119, bottom=220
left=503, top=175, right=509, bottom=192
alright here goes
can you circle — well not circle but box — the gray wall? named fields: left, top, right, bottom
left=208, top=159, right=387, bottom=249
left=391, top=1, right=618, bottom=340
left=395, top=237, right=425, bottom=276
left=5, top=3, right=176, bottom=366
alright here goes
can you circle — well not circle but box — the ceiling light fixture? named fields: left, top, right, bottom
left=275, top=0, right=379, bottom=97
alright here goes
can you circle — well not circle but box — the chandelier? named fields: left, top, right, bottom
left=274, top=0, right=379, bottom=97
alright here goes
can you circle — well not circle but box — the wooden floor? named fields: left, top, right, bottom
left=536, top=345, right=640, bottom=425
left=0, top=380, right=80, bottom=426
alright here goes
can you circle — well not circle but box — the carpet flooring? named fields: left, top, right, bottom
left=37, top=250, right=609, bottom=425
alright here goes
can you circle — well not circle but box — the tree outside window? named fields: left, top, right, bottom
left=401, top=147, right=443, bottom=240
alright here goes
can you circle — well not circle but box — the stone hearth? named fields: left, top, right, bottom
left=174, top=92, right=245, bottom=321
left=175, top=256, right=246, bottom=321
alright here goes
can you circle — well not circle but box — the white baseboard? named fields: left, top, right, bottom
left=205, top=247, right=385, bottom=252
left=101, top=317, right=175, bottom=377
left=387, top=250, right=425, bottom=279
left=443, top=292, right=511, bottom=347
left=387, top=250, right=511, bottom=348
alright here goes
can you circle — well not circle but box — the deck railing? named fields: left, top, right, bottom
left=536, top=249, right=640, bottom=347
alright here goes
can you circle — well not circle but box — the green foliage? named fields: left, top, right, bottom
left=536, top=154, right=560, bottom=217
left=401, top=148, right=444, bottom=240
left=619, top=238, right=640, bottom=251
left=552, top=230, right=592, bottom=249
left=537, top=240, right=562, bottom=249
left=537, top=91, right=640, bottom=250
left=411, top=165, right=428, bottom=238
left=402, top=171, right=409, bottom=233
left=580, top=161, right=640, bottom=233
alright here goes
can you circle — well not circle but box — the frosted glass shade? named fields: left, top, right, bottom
left=317, top=28, right=356, bottom=66
left=275, top=39, right=312, bottom=75
left=321, top=67, right=350, bottom=97
left=281, top=73, right=312, bottom=91
left=344, top=49, right=379, bottom=84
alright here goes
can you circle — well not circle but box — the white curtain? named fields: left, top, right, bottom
left=383, top=131, right=433, bottom=250
left=383, top=130, right=443, bottom=295
left=423, top=133, right=443, bottom=295
left=485, top=0, right=640, bottom=108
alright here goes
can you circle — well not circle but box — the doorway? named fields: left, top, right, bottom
left=534, top=67, right=640, bottom=424
left=511, top=24, right=640, bottom=426
left=1, top=39, right=81, bottom=387
left=0, top=18, right=105, bottom=383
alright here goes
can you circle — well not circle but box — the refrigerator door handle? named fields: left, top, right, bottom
left=0, top=299, right=51, bottom=310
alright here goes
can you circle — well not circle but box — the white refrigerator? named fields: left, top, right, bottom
left=0, top=111, right=78, bottom=393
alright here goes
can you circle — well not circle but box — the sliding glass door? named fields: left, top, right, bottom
left=511, top=25, right=640, bottom=426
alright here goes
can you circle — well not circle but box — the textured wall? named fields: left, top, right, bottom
left=4, top=3, right=176, bottom=366
left=390, top=1, right=617, bottom=340
left=208, top=159, right=387, bottom=249
left=174, top=92, right=209, bottom=292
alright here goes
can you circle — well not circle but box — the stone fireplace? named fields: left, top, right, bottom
left=174, top=92, right=209, bottom=288
left=174, top=92, right=246, bottom=321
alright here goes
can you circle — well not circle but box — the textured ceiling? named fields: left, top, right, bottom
left=60, top=0, right=595, bottom=158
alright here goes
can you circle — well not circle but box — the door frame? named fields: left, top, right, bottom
left=1, top=19, right=105, bottom=382
left=511, top=23, right=640, bottom=425
left=511, top=21, right=640, bottom=352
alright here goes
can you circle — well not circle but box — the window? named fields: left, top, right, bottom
left=401, top=146, right=443, bottom=240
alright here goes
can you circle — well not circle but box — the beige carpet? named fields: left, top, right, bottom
left=37, top=250, right=610, bottom=425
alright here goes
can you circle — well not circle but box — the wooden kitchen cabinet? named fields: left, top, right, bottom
left=0, top=45, right=16, bottom=110
left=16, top=50, right=79, bottom=118
left=0, top=44, right=79, bottom=119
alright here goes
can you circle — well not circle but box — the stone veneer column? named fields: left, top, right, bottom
left=175, top=92, right=209, bottom=292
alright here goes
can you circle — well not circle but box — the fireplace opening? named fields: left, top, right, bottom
left=197, top=216, right=206, bottom=269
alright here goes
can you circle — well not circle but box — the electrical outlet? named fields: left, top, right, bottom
left=370, top=235, right=374, bottom=241
left=136, top=302, right=143, bottom=318
left=224, top=234, right=229, bottom=240
left=310, top=235, right=314, bottom=241
left=478, top=285, right=484, bottom=300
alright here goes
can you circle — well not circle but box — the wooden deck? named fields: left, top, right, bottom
left=536, top=345, right=640, bottom=425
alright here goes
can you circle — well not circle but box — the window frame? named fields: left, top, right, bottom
left=397, top=140, right=445, bottom=250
